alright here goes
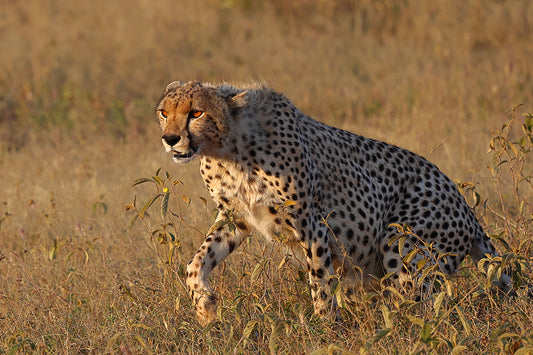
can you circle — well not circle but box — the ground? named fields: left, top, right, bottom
left=0, top=1, right=532, bottom=353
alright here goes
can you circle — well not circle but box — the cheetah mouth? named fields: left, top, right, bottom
left=171, top=146, right=199, bottom=163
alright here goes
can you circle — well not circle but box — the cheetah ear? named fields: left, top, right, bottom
left=165, top=81, right=184, bottom=93
left=230, top=91, right=249, bottom=109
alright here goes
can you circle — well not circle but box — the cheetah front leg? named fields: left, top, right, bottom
left=185, top=213, right=250, bottom=325
left=304, top=224, right=338, bottom=318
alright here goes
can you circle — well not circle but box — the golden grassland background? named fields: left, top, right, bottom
left=0, top=0, right=532, bottom=353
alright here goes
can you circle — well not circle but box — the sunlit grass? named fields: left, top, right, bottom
left=0, top=0, right=532, bottom=353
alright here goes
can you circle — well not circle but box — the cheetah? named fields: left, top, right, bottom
left=156, top=81, right=512, bottom=324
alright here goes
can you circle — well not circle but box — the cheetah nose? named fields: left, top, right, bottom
left=162, top=134, right=181, bottom=147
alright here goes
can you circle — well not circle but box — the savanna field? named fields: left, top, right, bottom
left=1, top=0, right=532, bottom=353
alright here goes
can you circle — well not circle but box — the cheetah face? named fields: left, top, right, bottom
left=158, top=106, right=204, bottom=164
left=157, top=81, right=249, bottom=163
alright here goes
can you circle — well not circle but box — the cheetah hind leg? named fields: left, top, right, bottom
left=469, top=232, right=515, bottom=297
left=386, top=257, right=443, bottom=301
left=381, top=239, right=447, bottom=301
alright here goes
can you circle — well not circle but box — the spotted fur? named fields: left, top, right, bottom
left=156, top=81, right=511, bottom=324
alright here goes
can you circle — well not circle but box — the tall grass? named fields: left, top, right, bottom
left=0, top=0, right=532, bottom=353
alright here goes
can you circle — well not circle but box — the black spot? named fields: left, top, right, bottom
left=316, top=268, right=325, bottom=279
left=358, top=221, right=365, bottom=231
left=388, top=259, right=398, bottom=269
left=316, top=246, right=324, bottom=257
left=235, top=221, right=247, bottom=230
left=346, top=229, right=355, bottom=240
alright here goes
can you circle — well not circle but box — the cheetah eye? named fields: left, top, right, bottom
left=158, top=110, right=168, bottom=120
left=189, top=110, right=204, bottom=119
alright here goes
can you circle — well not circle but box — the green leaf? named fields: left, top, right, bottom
left=403, top=248, right=419, bottom=265
left=251, top=261, right=265, bottom=283
left=330, top=278, right=341, bottom=296
left=48, top=239, right=58, bottom=261
left=487, top=263, right=497, bottom=282
left=406, top=315, right=425, bottom=327
left=383, top=286, right=405, bottom=301
left=228, top=221, right=236, bottom=235
left=93, top=201, right=108, bottom=215
left=510, top=143, right=520, bottom=157
left=416, top=258, right=427, bottom=271
left=269, top=320, right=284, bottom=354
left=309, top=350, right=327, bottom=355
left=128, top=214, right=139, bottom=228
left=451, top=345, right=468, bottom=354
left=370, top=328, right=392, bottom=345
left=278, top=255, right=290, bottom=270
left=212, top=219, right=229, bottom=230
left=514, top=347, right=533, bottom=355
left=241, top=320, right=258, bottom=348
left=8, top=338, right=36, bottom=355
left=141, top=194, right=162, bottom=217
left=433, top=291, right=446, bottom=317
left=201, top=319, right=219, bottom=337
left=398, top=235, right=406, bottom=257
left=327, top=344, right=350, bottom=354
left=131, top=177, right=154, bottom=187
left=498, top=332, right=520, bottom=340
left=454, top=305, right=470, bottom=335
left=168, top=245, right=177, bottom=265
left=381, top=304, right=393, bottom=328
left=152, top=175, right=164, bottom=186
left=161, top=191, right=170, bottom=218
left=420, top=322, right=432, bottom=343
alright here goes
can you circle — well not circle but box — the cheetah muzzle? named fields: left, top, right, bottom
left=156, top=80, right=514, bottom=325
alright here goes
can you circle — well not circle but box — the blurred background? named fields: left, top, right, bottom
left=1, top=0, right=531, bottom=234
left=0, top=0, right=532, bottom=352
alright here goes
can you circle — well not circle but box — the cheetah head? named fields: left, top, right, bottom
left=156, top=81, right=248, bottom=163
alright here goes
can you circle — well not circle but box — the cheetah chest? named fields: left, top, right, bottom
left=200, top=158, right=300, bottom=244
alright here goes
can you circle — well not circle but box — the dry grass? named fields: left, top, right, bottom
left=1, top=0, right=532, bottom=353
